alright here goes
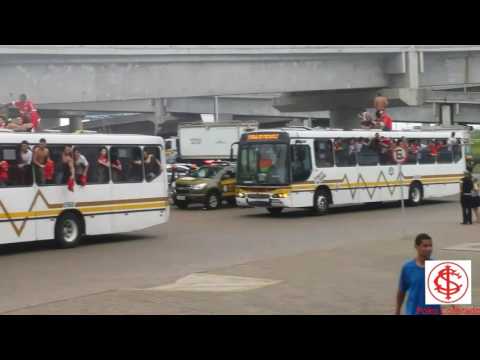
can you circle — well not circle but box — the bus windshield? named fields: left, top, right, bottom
left=238, top=143, right=289, bottom=185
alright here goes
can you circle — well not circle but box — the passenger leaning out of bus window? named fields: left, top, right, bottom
left=110, top=152, right=123, bottom=182
left=97, top=147, right=110, bottom=183
left=144, top=150, right=162, bottom=182
left=130, top=148, right=143, bottom=182
left=348, top=139, right=356, bottom=157
left=428, top=140, right=439, bottom=159
left=0, top=154, right=9, bottom=187
left=448, top=132, right=458, bottom=152
left=408, top=140, right=420, bottom=162
left=33, top=138, right=50, bottom=185
left=74, top=148, right=89, bottom=187
left=59, top=145, right=76, bottom=191
left=17, top=140, right=32, bottom=185
left=379, top=136, right=392, bottom=162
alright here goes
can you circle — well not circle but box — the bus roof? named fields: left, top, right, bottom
left=248, top=128, right=470, bottom=139
left=0, top=132, right=164, bottom=146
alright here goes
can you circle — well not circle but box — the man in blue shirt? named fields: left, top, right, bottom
left=395, top=233, right=442, bottom=315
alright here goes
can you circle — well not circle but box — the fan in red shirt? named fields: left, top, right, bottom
left=376, top=110, right=393, bottom=131
left=428, top=141, right=439, bottom=157
left=0, top=160, right=9, bottom=186
left=11, top=94, right=41, bottom=132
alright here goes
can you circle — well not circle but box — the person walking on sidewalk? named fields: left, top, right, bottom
left=461, top=171, right=474, bottom=225
left=395, top=233, right=441, bottom=315
left=472, top=177, right=480, bottom=223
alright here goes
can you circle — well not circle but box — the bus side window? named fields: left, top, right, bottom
left=144, top=146, right=162, bottom=183
left=111, top=146, right=144, bottom=183
left=419, top=139, right=435, bottom=164
left=314, top=139, right=333, bottom=168
left=438, top=139, right=453, bottom=164
left=291, top=145, right=312, bottom=182
left=74, top=146, right=110, bottom=184
left=40, top=146, right=64, bottom=186
left=0, top=146, right=30, bottom=188
left=334, top=138, right=357, bottom=167
left=453, top=139, right=462, bottom=162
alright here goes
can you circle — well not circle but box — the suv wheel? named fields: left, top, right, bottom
left=205, top=192, right=221, bottom=210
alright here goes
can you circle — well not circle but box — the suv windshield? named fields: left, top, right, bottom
left=190, top=166, right=221, bottom=179
left=237, top=143, right=289, bottom=185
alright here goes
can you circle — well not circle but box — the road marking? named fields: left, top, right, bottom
left=442, top=242, right=480, bottom=252
left=138, top=273, right=282, bottom=293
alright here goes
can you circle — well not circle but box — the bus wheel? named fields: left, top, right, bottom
left=55, top=212, right=83, bottom=249
left=407, top=183, right=423, bottom=206
left=267, top=207, right=283, bottom=216
left=313, top=189, right=330, bottom=215
left=205, top=192, right=221, bottom=210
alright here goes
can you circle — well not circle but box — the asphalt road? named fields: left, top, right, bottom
left=0, top=196, right=467, bottom=314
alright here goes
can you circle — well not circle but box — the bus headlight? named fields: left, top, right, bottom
left=272, top=192, right=289, bottom=198
left=237, top=192, right=246, bottom=198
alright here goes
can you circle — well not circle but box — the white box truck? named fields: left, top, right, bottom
left=175, top=122, right=258, bottom=162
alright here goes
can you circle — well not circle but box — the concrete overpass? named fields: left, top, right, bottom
left=4, top=45, right=480, bottom=130
left=2, top=45, right=480, bottom=104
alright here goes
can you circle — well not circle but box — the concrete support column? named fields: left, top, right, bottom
left=69, top=116, right=83, bottom=132
left=408, top=48, right=420, bottom=89
left=329, top=109, right=361, bottom=130
left=440, top=104, right=453, bottom=125
left=152, top=98, right=167, bottom=135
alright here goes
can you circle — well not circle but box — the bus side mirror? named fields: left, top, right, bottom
left=230, top=142, right=239, bottom=161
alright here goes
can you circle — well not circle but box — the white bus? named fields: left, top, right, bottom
left=0, top=131, right=169, bottom=248
left=235, top=127, right=469, bottom=215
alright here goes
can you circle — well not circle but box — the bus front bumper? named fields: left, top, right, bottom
left=236, top=195, right=289, bottom=208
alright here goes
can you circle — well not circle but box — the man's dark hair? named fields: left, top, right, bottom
left=377, top=92, right=382, bottom=96
left=451, top=132, right=455, bottom=137
left=415, top=233, right=432, bottom=246
left=39, top=138, right=46, bottom=143
left=21, top=140, right=29, bottom=145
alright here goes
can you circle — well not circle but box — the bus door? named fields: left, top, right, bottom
left=290, top=139, right=315, bottom=207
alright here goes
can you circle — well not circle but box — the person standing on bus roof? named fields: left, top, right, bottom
left=374, top=92, right=389, bottom=111
left=11, top=94, right=41, bottom=132
left=33, top=138, right=49, bottom=185
left=461, top=171, right=474, bottom=225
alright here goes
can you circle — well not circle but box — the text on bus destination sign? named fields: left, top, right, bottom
left=247, top=133, right=280, bottom=141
